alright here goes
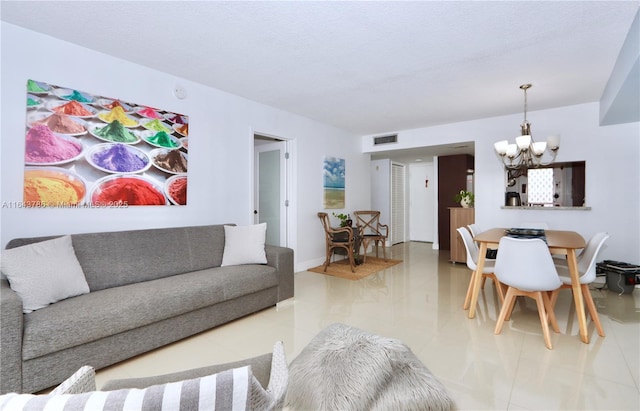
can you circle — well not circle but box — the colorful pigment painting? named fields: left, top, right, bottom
left=22, top=80, right=189, bottom=207
left=323, top=156, right=345, bottom=209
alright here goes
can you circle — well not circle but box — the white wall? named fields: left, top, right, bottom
left=4, top=23, right=637, bottom=268
left=0, top=23, right=371, bottom=271
left=363, top=103, right=640, bottom=263
left=370, top=158, right=391, bottom=230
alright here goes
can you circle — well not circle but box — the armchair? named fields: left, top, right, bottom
left=317, top=212, right=357, bottom=273
left=353, top=210, right=388, bottom=263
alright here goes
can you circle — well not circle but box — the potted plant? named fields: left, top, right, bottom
left=454, top=190, right=474, bottom=208
left=332, top=212, right=352, bottom=227
left=354, top=250, right=364, bottom=265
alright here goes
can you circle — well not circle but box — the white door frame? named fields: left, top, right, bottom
left=251, top=129, right=296, bottom=252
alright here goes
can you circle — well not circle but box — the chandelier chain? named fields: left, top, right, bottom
left=523, top=88, right=527, bottom=123
left=520, top=83, right=531, bottom=126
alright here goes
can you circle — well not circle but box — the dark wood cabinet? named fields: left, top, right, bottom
left=438, top=154, right=474, bottom=252
left=572, top=162, right=585, bottom=206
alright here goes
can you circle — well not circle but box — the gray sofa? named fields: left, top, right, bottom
left=0, top=224, right=294, bottom=394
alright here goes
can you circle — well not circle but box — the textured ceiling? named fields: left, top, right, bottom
left=2, top=1, right=638, bottom=139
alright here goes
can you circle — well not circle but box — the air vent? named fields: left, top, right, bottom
left=373, top=134, right=398, bottom=145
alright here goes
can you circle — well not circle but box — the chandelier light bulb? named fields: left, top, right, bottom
left=532, top=141, right=547, bottom=155
left=547, top=134, right=561, bottom=149
left=516, top=135, right=531, bottom=150
left=494, top=140, right=508, bottom=155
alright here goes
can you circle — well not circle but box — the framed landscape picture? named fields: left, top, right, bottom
left=323, top=156, right=345, bottom=209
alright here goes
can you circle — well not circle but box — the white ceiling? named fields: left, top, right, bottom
left=2, top=1, right=638, bottom=161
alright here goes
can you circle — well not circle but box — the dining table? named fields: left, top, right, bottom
left=469, top=228, right=591, bottom=344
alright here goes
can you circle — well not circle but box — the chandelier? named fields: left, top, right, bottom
left=494, top=84, right=560, bottom=169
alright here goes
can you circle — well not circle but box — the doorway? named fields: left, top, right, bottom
left=409, top=162, right=435, bottom=242
left=391, top=163, right=406, bottom=245
left=254, top=134, right=288, bottom=247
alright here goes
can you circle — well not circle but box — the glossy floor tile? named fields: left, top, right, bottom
left=95, top=242, right=640, bottom=410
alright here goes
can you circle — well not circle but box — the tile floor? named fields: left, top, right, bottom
left=95, top=242, right=640, bottom=410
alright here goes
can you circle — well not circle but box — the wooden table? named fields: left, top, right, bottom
left=333, top=227, right=361, bottom=257
left=469, top=228, right=590, bottom=343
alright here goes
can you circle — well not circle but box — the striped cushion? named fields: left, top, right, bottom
left=0, top=366, right=251, bottom=411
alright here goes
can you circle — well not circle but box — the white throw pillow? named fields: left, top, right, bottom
left=1, top=235, right=89, bottom=313
left=221, top=223, right=268, bottom=266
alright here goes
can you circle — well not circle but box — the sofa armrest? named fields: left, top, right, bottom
left=101, top=351, right=274, bottom=391
left=1, top=279, right=24, bottom=394
left=102, top=341, right=288, bottom=411
left=265, top=245, right=294, bottom=301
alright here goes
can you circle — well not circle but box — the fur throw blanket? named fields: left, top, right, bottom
left=286, top=323, right=456, bottom=411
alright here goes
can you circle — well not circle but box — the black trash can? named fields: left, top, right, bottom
left=597, top=260, right=639, bottom=294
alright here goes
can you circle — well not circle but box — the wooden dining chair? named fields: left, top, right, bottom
left=317, top=212, right=357, bottom=273
left=353, top=211, right=388, bottom=263
left=457, top=227, right=505, bottom=310
left=493, top=236, right=563, bottom=350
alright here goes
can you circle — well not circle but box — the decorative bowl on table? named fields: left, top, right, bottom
left=90, top=174, right=167, bottom=206
left=23, top=167, right=86, bottom=207
left=164, top=175, right=187, bottom=205
left=46, top=100, right=98, bottom=119
left=86, top=143, right=151, bottom=174
left=149, top=148, right=188, bottom=175
left=88, top=123, right=142, bottom=145
left=53, top=88, right=95, bottom=104
left=24, top=126, right=85, bottom=166
left=140, top=130, right=182, bottom=149
left=97, top=98, right=134, bottom=113
left=27, top=112, right=89, bottom=136
left=97, top=108, right=140, bottom=128
left=140, top=118, right=173, bottom=134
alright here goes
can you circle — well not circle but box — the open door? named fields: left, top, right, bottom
left=254, top=137, right=287, bottom=247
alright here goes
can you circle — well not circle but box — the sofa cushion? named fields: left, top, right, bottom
left=70, top=225, right=228, bottom=291
left=1, top=235, right=89, bottom=313
left=0, top=365, right=252, bottom=410
left=22, top=265, right=278, bottom=360
left=222, top=223, right=268, bottom=266
left=5, top=225, right=231, bottom=292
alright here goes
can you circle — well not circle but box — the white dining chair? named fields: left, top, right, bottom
left=553, top=231, right=607, bottom=268
left=467, top=224, right=481, bottom=237
left=457, top=227, right=505, bottom=310
left=467, top=223, right=482, bottom=248
left=550, top=232, right=609, bottom=337
left=468, top=224, right=499, bottom=260
left=520, top=222, right=549, bottom=229
left=493, top=236, right=562, bottom=350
